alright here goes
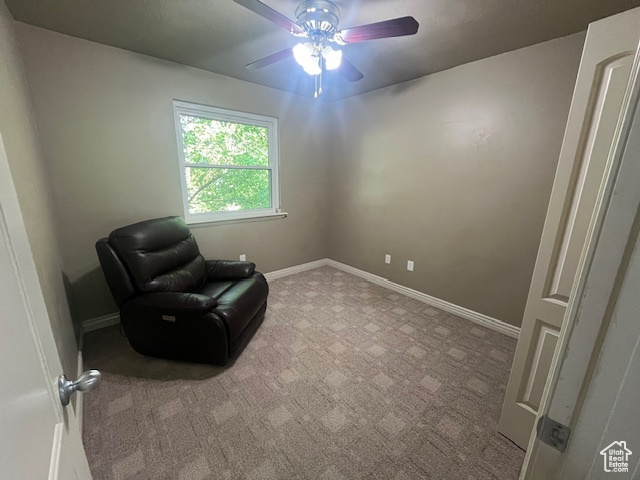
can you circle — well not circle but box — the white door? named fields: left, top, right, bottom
left=498, top=7, right=640, bottom=449
left=522, top=42, right=640, bottom=478
left=0, top=130, right=93, bottom=478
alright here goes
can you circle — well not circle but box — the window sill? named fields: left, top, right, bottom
left=187, top=211, right=288, bottom=228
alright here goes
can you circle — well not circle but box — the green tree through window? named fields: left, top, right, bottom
left=174, top=102, right=279, bottom=223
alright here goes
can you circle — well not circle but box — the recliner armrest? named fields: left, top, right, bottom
left=125, top=292, right=218, bottom=314
left=206, top=260, right=256, bottom=281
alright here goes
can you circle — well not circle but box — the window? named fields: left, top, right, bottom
left=173, top=101, right=280, bottom=224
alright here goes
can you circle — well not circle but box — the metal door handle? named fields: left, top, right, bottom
left=58, top=370, right=101, bottom=406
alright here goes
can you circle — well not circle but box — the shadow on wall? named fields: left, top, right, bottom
left=62, top=271, right=83, bottom=345
left=386, top=74, right=432, bottom=97
left=68, top=267, right=118, bottom=324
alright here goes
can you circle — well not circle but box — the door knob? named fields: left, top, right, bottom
left=58, top=369, right=101, bottom=406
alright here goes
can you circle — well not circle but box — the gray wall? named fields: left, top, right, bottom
left=16, top=24, right=331, bottom=321
left=16, top=24, right=585, bottom=329
left=0, top=2, right=78, bottom=376
left=326, top=33, right=585, bottom=327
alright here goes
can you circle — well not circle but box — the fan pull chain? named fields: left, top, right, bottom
left=314, top=59, right=323, bottom=99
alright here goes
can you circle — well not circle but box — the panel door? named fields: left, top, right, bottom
left=523, top=44, right=640, bottom=477
left=498, top=7, right=640, bottom=449
left=0, top=131, right=92, bottom=478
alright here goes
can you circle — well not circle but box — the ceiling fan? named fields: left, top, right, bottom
left=233, top=0, right=420, bottom=97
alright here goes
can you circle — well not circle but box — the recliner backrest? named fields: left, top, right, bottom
left=96, top=238, right=136, bottom=306
left=98, top=216, right=207, bottom=303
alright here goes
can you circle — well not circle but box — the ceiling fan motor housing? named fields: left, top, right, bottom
left=295, top=0, right=340, bottom=35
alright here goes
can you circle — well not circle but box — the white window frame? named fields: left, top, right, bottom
left=173, top=100, right=280, bottom=224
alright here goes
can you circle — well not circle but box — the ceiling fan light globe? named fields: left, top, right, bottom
left=322, top=45, right=342, bottom=70
left=293, top=42, right=314, bottom=66
left=302, top=56, right=321, bottom=76
left=293, top=42, right=321, bottom=75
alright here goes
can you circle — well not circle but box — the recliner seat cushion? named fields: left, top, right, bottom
left=197, top=281, right=236, bottom=300
left=108, top=216, right=207, bottom=293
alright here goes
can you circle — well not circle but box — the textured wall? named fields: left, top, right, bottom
left=326, top=33, right=585, bottom=327
left=17, top=23, right=585, bottom=329
left=16, top=24, right=331, bottom=321
left=0, top=3, right=78, bottom=376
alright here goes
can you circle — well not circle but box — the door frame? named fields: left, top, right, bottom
left=521, top=39, right=640, bottom=478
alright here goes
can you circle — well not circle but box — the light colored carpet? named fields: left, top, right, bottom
left=83, top=266, right=524, bottom=479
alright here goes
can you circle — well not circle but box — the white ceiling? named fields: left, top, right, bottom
left=7, top=0, right=640, bottom=101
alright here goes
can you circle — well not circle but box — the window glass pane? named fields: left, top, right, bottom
left=186, top=167, right=271, bottom=214
left=180, top=114, right=268, bottom=167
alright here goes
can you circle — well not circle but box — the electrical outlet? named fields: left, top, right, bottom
left=407, top=260, right=414, bottom=272
left=385, top=254, right=391, bottom=264
left=239, top=254, right=246, bottom=261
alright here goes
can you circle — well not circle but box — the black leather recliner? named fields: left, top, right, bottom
left=95, top=216, right=268, bottom=365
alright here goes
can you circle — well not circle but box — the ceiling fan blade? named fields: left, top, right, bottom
left=338, top=57, right=364, bottom=82
left=337, top=16, right=419, bottom=44
left=233, top=0, right=304, bottom=35
left=245, top=48, right=293, bottom=69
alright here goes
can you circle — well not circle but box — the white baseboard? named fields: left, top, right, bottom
left=81, top=258, right=520, bottom=339
left=325, top=259, right=520, bottom=339
left=82, top=312, right=120, bottom=333
left=264, top=259, right=329, bottom=281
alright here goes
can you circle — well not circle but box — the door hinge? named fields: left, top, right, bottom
left=537, top=415, right=571, bottom=452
